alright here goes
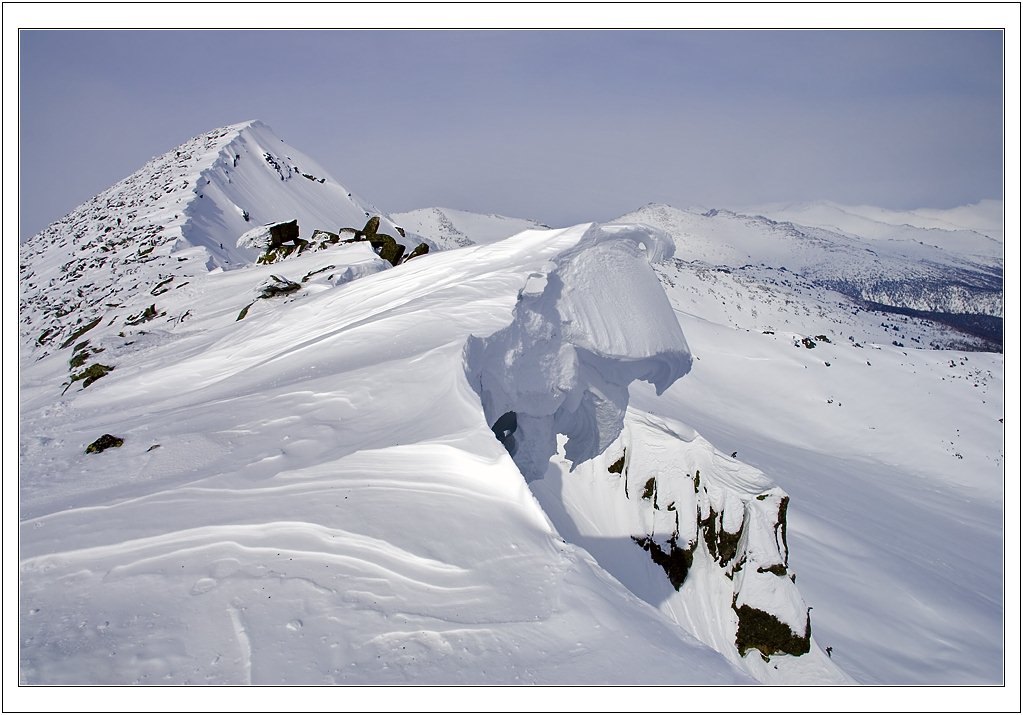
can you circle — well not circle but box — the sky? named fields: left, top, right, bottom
left=18, top=28, right=1005, bottom=239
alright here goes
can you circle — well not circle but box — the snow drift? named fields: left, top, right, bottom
left=464, top=223, right=691, bottom=480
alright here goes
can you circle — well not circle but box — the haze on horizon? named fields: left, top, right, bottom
left=19, top=29, right=1004, bottom=240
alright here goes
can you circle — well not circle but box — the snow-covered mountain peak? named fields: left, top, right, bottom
left=19, top=120, right=413, bottom=362
left=392, top=206, right=550, bottom=250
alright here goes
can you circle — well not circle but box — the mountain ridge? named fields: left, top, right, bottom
left=17, top=122, right=1003, bottom=687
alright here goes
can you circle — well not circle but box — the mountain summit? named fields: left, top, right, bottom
left=20, top=121, right=411, bottom=359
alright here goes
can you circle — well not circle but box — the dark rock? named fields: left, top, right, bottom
left=125, top=304, right=160, bottom=326
left=259, top=275, right=302, bottom=299
left=404, top=243, right=430, bottom=262
left=608, top=451, right=626, bottom=474
left=734, top=604, right=810, bottom=657
left=311, top=229, right=340, bottom=246
left=59, top=317, right=102, bottom=349
left=268, top=220, right=300, bottom=247
left=633, top=535, right=695, bottom=591
left=69, top=363, right=113, bottom=389
left=370, top=235, right=406, bottom=266
left=85, top=433, right=124, bottom=454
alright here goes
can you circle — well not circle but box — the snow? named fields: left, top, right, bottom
left=745, top=199, right=1005, bottom=258
left=15, top=121, right=1008, bottom=695
left=392, top=206, right=549, bottom=250
left=18, top=215, right=750, bottom=685
left=616, top=203, right=1003, bottom=320
left=465, top=223, right=690, bottom=479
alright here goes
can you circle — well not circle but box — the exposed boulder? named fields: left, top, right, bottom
left=268, top=219, right=300, bottom=247
left=85, top=433, right=124, bottom=454
left=345, top=217, right=407, bottom=267
left=64, top=363, right=114, bottom=394
left=355, top=216, right=381, bottom=240
left=735, top=605, right=811, bottom=658
left=403, top=242, right=430, bottom=263
left=237, top=220, right=309, bottom=265
left=311, top=229, right=340, bottom=248
left=259, top=275, right=302, bottom=299
left=370, top=235, right=406, bottom=266
left=125, top=304, right=161, bottom=326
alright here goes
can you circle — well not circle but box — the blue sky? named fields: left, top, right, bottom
left=19, top=29, right=1004, bottom=238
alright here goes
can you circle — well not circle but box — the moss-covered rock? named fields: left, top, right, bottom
left=69, top=342, right=104, bottom=370
left=69, top=363, right=113, bottom=389
left=257, top=244, right=299, bottom=265
left=404, top=242, right=430, bottom=262
left=236, top=302, right=254, bottom=321
left=59, top=317, right=102, bottom=349
left=37, top=327, right=58, bottom=347
left=125, top=304, right=160, bottom=326
left=360, top=216, right=380, bottom=238
left=370, top=234, right=406, bottom=266
left=259, top=275, right=301, bottom=299
left=734, top=604, right=811, bottom=657
left=311, top=229, right=340, bottom=247
left=253, top=220, right=311, bottom=264
left=346, top=217, right=406, bottom=266
left=85, top=433, right=123, bottom=454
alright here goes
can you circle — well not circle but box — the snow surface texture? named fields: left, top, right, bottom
left=19, top=121, right=1004, bottom=686
left=19, top=207, right=751, bottom=683
left=465, top=223, right=691, bottom=480
left=401, top=204, right=1005, bottom=684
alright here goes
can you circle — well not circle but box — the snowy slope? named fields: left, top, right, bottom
left=409, top=206, right=1006, bottom=685
left=630, top=317, right=1004, bottom=684
left=19, top=120, right=413, bottom=362
left=614, top=204, right=1003, bottom=321
left=747, top=198, right=1005, bottom=247
left=19, top=220, right=761, bottom=685
left=392, top=207, right=549, bottom=250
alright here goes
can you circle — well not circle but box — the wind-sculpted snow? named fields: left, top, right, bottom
left=20, top=219, right=751, bottom=685
left=529, top=410, right=850, bottom=684
left=19, top=121, right=1005, bottom=691
left=465, top=223, right=691, bottom=479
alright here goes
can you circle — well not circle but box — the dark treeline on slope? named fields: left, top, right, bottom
left=864, top=302, right=1003, bottom=352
